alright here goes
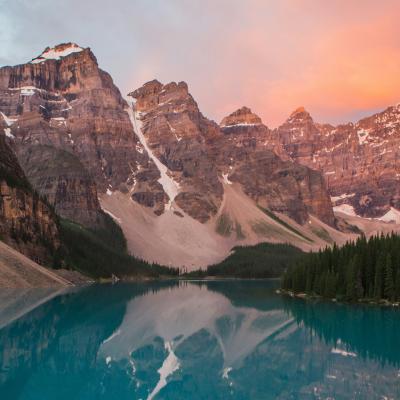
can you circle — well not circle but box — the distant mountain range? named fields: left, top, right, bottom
left=0, top=43, right=399, bottom=273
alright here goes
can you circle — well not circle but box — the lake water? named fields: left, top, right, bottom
left=0, top=280, right=399, bottom=399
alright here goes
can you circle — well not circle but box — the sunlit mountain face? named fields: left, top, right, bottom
left=0, top=281, right=399, bottom=399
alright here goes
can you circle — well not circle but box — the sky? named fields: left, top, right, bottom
left=1, top=0, right=400, bottom=127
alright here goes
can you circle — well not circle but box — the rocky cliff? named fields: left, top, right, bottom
left=0, top=44, right=337, bottom=229
left=0, top=43, right=157, bottom=226
left=0, top=115, right=60, bottom=265
left=3, top=42, right=398, bottom=270
left=17, top=145, right=104, bottom=228
left=218, top=107, right=335, bottom=226
left=129, top=80, right=223, bottom=222
left=128, top=83, right=334, bottom=226
left=275, top=106, right=400, bottom=219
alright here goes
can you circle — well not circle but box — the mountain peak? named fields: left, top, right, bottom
left=287, top=106, right=313, bottom=122
left=129, top=80, right=190, bottom=100
left=31, top=43, right=85, bottom=64
left=220, top=106, right=263, bottom=127
left=290, top=106, right=308, bottom=115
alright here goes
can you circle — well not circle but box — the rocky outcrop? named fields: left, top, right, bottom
left=275, top=106, right=400, bottom=218
left=220, top=106, right=289, bottom=160
left=128, top=84, right=336, bottom=226
left=129, top=80, right=223, bottom=222
left=126, top=79, right=336, bottom=226
left=217, top=108, right=335, bottom=226
left=220, top=106, right=262, bottom=127
left=1, top=45, right=338, bottom=229
left=0, top=43, right=158, bottom=226
left=0, top=116, right=60, bottom=265
left=17, top=145, right=104, bottom=227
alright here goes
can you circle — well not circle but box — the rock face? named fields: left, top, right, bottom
left=274, top=106, right=400, bottom=218
left=129, top=80, right=223, bottom=222
left=128, top=85, right=335, bottom=226
left=18, top=145, right=104, bottom=228
left=0, top=44, right=337, bottom=230
left=0, top=43, right=156, bottom=226
left=220, top=106, right=289, bottom=160
left=218, top=108, right=335, bottom=226
left=220, top=106, right=263, bottom=127
left=2, top=42, right=399, bottom=269
left=0, top=116, right=60, bottom=265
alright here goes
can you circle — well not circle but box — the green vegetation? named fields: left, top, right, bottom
left=251, top=221, right=282, bottom=237
left=0, top=163, right=58, bottom=214
left=0, top=165, right=32, bottom=193
left=282, top=233, right=400, bottom=302
left=216, top=213, right=233, bottom=237
left=310, top=226, right=333, bottom=243
left=58, top=215, right=179, bottom=279
left=235, top=221, right=245, bottom=240
left=257, top=206, right=313, bottom=243
left=0, top=160, right=60, bottom=260
left=185, top=242, right=304, bottom=279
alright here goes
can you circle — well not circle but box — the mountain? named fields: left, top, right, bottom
left=0, top=43, right=157, bottom=228
left=217, top=106, right=335, bottom=227
left=275, top=106, right=400, bottom=220
left=0, top=42, right=399, bottom=271
left=127, top=83, right=335, bottom=225
left=0, top=115, right=60, bottom=265
left=128, top=80, right=222, bottom=221
left=100, top=83, right=350, bottom=268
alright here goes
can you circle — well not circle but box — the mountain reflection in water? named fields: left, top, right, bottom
left=0, top=280, right=399, bottom=399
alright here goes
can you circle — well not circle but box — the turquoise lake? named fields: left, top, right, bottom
left=0, top=280, right=400, bottom=399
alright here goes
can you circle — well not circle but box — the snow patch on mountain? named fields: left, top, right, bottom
left=50, top=117, right=67, bottom=127
left=222, top=173, right=233, bottom=185
left=4, top=128, right=14, bottom=139
left=333, top=204, right=356, bottom=216
left=1, top=112, right=17, bottom=139
left=330, top=193, right=355, bottom=203
left=0, top=112, right=17, bottom=127
left=357, top=128, right=370, bottom=145
left=126, top=102, right=180, bottom=209
left=334, top=203, right=400, bottom=224
left=221, top=122, right=261, bottom=128
left=31, top=44, right=83, bottom=64
left=377, top=207, right=400, bottom=224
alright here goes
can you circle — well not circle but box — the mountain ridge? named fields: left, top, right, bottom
left=0, top=43, right=399, bottom=271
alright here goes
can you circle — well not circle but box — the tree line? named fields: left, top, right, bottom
left=282, top=233, right=400, bottom=302
left=185, top=243, right=303, bottom=279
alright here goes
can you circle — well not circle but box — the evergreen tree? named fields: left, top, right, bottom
left=384, top=254, right=394, bottom=300
left=374, top=253, right=385, bottom=299
left=282, top=233, right=400, bottom=303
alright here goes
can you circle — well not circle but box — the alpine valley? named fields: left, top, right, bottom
left=0, top=43, right=400, bottom=283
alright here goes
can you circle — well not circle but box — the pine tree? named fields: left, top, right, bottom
left=374, top=252, right=385, bottom=299
left=345, top=256, right=362, bottom=301
left=395, top=274, right=400, bottom=302
left=384, top=254, right=394, bottom=300
left=281, top=233, right=400, bottom=302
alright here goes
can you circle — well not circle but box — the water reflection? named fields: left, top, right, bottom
left=0, top=280, right=399, bottom=399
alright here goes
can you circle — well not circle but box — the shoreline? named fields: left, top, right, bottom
left=278, top=289, right=400, bottom=307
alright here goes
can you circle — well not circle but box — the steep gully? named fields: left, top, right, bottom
left=126, top=99, right=180, bottom=210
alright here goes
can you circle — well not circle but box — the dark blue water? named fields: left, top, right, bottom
left=1, top=280, right=399, bottom=399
